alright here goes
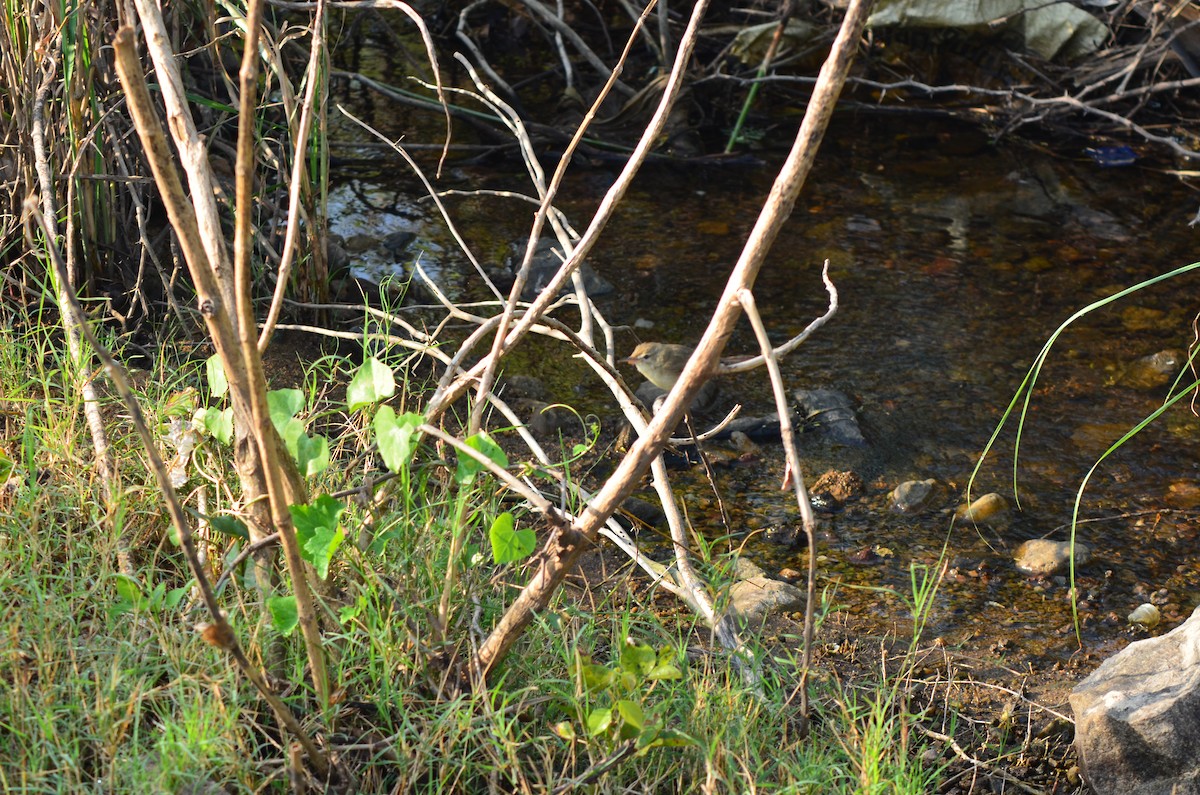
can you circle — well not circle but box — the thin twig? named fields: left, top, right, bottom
left=736, top=285, right=826, bottom=736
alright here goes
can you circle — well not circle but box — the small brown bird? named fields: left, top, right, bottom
left=621, top=342, right=699, bottom=390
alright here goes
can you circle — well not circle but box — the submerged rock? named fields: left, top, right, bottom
left=1071, top=605, right=1200, bottom=794
left=1117, top=349, right=1186, bottom=390
left=1014, top=539, right=1090, bottom=576
left=891, top=479, right=940, bottom=514
left=507, top=238, right=614, bottom=301
left=763, top=524, right=801, bottom=548
left=955, top=492, right=1009, bottom=525
left=793, top=388, right=866, bottom=446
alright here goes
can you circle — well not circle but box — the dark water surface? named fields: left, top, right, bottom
left=328, top=105, right=1200, bottom=661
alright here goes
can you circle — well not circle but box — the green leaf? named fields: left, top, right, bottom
left=639, top=727, right=699, bottom=751
left=267, top=389, right=305, bottom=433
left=488, top=512, right=535, bottom=564
left=0, top=452, right=14, bottom=482
left=208, top=514, right=249, bottom=540
left=205, top=355, right=228, bottom=398
left=579, top=663, right=616, bottom=694
left=585, top=708, right=612, bottom=736
left=267, top=595, right=299, bottom=636
left=280, top=417, right=306, bottom=458
left=289, top=495, right=347, bottom=579
left=347, top=357, right=395, bottom=412
left=615, top=699, right=645, bottom=738
left=296, top=433, right=330, bottom=478
left=113, top=574, right=143, bottom=605
left=305, top=524, right=344, bottom=580
left=338, top=595, right=367, bottom=624
left=196, top=407, right=233, bottom=445
left=646, top=661, right=683, bottom=681
left=374, top=406, right=423, bottom=473
left=456, top=431, right=507, bottom=484
left=164, top=585, right=189, bottom=611
left=620, top=642, right=657, bottom=676
left=647, top=647, right=683, bottom=681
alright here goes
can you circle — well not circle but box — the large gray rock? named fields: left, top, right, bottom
left=1070, top=605, right=1200, bottom=794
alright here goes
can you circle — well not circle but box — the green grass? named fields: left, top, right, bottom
left=0, top=320, right=947, bottom=793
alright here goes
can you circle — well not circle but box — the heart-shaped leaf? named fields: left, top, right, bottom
left=488, top=512, right=535, bottom=564
left=267, top=389, right=305, bottom=434
left=374, top=406, right=423, bottom=473
left=347, top=357, right=395, bottom=412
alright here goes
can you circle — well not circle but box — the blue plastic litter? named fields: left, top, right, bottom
left=1085, top=146, right=1137, bottom=167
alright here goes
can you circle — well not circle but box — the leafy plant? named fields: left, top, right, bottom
left=559, top=639, right=693, bottom=753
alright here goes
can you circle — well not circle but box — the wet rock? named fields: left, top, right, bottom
left=712, top=413, right=784, bottom=441
left=808, top=493, right=839, bottom=514
left=634, top=380, right=718, bottom=415
left=1071, top=605, right=1200, bottom=795
left=810, top=470, right=864, bottom=504
left=382, top=230, right=417, bottom=257
left=1120, top=305, right=1169, bottom=333
left=619, top=496, right=666, bottom=529
left=1166, top=480, right=1200, bottom=510
left=727, top=576, right=806, bottom=627
left=1014, top=539, right=1090, bottom=576
left=778, top=567, right=803, bottom=582
left=793, top=389, right=866, bottom=446
left=1068, top=205, right=1130, bottom=242
left=955, top=492, right=1008, bottom=525
left=507, top=238, right=614, bottom=301
left=728, top=431, right=759, bottom=456
left=763, top=524, right=801, bottom=548
left=500, top=375, right=548, bottom=401
left=326, top=236, right=350, bottom=273
left=518, top=400, right=574, bottom=438
left=848, top=546, right=885, bottom=566
left=891, top=479, right=940, bottom=514
left=1071, top=421, right=1132, bottom=450
left=845, top=215, right=881, bottom=234
left=1117, top=349, right=1186, bottom=390
left=344, top=233, right=378, bottom=253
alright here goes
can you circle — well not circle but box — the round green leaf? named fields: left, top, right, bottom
left=347, top=357, right=396, bottom=412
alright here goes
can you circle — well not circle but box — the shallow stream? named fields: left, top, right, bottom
left=327, top=75, right=1200, bottom=665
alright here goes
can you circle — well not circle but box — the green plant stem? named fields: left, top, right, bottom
left=725, top=0, right=796, bottom=154
left=436, top=489, right=472, bottom=642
